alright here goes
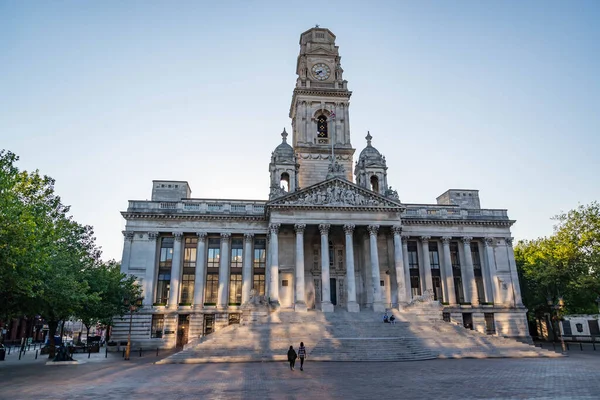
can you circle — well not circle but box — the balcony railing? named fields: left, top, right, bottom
left=127, top=199, right=267, bottom=216
left=401, top=205, right=508, bottom=220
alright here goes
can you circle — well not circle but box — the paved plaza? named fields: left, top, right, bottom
left=2, top=351, right=600, bottom=400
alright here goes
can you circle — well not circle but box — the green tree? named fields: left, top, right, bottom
left=515, top=202, right=600, bottom=322
left=77, top=260, right=142, bottom=342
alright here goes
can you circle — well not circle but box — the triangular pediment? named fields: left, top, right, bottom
left=267, top=177, right=403, bottom=209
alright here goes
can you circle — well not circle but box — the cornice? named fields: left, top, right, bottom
left=121, top=212, right=266, bottom=222
left=401, top=219, right=515, bottom=227
left=267, top=204, right=403, bottom=213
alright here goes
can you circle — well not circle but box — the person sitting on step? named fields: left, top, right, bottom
left=389, top=314, right=396, bottom=324
left=383, top=312, right=390, bottom=323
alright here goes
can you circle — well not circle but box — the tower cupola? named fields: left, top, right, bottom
left=269, top=128, right=299, bottom=199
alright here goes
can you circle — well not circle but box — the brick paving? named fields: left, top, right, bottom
left=2, top=353, right=600, bottom=399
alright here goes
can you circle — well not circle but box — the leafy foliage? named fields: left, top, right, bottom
left=515, top=202, right=600, bottom=318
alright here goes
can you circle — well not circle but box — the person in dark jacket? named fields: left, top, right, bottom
left=297, top=342, right=307, bottom=371
left=287, top=345, right=297, bottom=370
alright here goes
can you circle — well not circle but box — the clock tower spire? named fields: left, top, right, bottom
left=289, top=27, right=355, bottom=188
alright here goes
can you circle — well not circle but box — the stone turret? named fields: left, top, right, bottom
left=268, top=128, right=299, bottom=199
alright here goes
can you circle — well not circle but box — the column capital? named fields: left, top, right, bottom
left=196, top=232, right=207, bottom=242
left=505, top=237, right=514, bottom=246
left=147, top=231, right=160, bottom=242
left=367, top=225, right=379, bottom=235
left=484, top=236, right=494, bottom=246
left=462, top=236, right=473, bottom=245
left=294, top=223, right=306, bottom=233
left=420, top=235, right=431, bottom=243
left=243, top=232, right=254, bottom=242
left=401, top=234, right=411, bottom=242
left=269, top=223, right=280, bottom=234
left=220, top=232, right=231, bottom=240
left=441, top=236, right=452, bottom=245
left=391, top=225, right=402, bottom=235
left=122, top=231, right=134, bottom=241
left=318, top=224, right=330, bottom=235
left=173, top=232, right=184, bottom=241
left=343, top=224, right=355, bottom=235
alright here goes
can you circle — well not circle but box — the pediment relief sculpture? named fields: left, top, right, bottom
left=269, top=179, right=401, bottom=208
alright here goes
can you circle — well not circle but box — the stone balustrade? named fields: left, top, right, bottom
left=402, top=206, right=508, bottom=220
left=127, top=200, right=267, bottom=215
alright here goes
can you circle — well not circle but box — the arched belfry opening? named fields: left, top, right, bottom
left=370, top=175, right=379, bottom=193
left=280, top=172, right=290, bottom=192
left=317, top=115, right=328, bottom=138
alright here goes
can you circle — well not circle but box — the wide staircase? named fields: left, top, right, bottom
left=157, top=309, right=561, bottom=364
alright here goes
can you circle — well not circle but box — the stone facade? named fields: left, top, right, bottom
left=113, top=27, right=529, bottom=349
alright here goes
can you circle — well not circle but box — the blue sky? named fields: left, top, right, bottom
left=1, top=1, right=599, bottom=261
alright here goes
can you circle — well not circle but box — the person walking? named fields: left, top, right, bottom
left=287, top=345, right=297, bottom=371
left=298, top=342, right=307, bottom=371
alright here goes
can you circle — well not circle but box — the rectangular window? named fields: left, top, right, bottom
left=408, top=241, right=421, bottom=296
left=151, top=315, right=164, bottom=338
left=180, top=267, right=195, bottom=304
left=450, top=241, right=460, bottom=268
left=159, top=237, right=174, bottom=268
left=253, top=274, right=265, bottom=296
left=454, top=276, right=465, bottom=303
left=471, top=242, right=481, bottom=270
left=432, top=276, right=443, bottom=301
left=229, top=274, right=242, bottom=305
left=155, top=270, right=170, bottom=304
left=183, top=237, right=198, bottom=268
left=410, top=275, right=421, bottom=296
left=205, top=274, right=219, bottom=304
left=484, top=313, right=496, bottom=335
left=475, top=276, right=485, bottom=303
left=429, top=242, right=440, bottom=269
left=231, top=238, right=243, bottom=269
left=253, top=239, right=266, bottom=269
left=207, top=238, right=220, bottom=268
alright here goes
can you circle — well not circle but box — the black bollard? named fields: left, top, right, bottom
left=18, top=350, right=21, bottom=360
left=593, top=342, right=596, bottom=351
left=105, top=346, right=108, bottom=358
left=139, top=347, right=142, bottom=357
left=580, top=343, right=583, bottom=351
left=156, top=347, right=159, bottom=357
left=35, top=350, right=38, bottom=359
left=122, top=348, right=125, bottom=358
left=7, top=346, right=10, bottom=355
left=27, top=344, right=30, bottom=351
left=88, top=348, right=91, bottom=358
left=566, top=342, right=570, bottom=350
left=552, top=342, right=555, bottom=350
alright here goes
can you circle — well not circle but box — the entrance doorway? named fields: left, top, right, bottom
left=330, top=278, right=337, bottom=305
left=176, top=314, right=190, bottom=347
left=203, top=314, right=215, bottom=335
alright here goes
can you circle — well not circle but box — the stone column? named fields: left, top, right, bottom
left=506, top=237, right=524, bottom=306
left=319, top=224, right=334, bottom=312
left=121, top=231, right=134, bottom=270
left=344, top=224, right=359, bottom=312
left=368, top=225, right=385, bottom=312
left=294, top=224, right=307, bottom=312
left=265, top=234, right=271, bottom=298
left=483, top=237, right=497, bottom=305
left=441, top=237, right=457, bottom=305
left=420, top=236, right=433, bottom=294
left=391, top=226, right=407, bottom=306
left=362, top=233, right=373, bottom=307
left=241, top=233, right=253, bottom=305
left=192, top=232, right=207, bottom=309
left=401, top=235, right=412, bottom=302
left=269, top=224, right=280, bottom=306
left=217, top=232, right=231, bottom=308
left=144, top=232, right=159, bottom=307
left=462, top=236, right=478, bottom=305
left=168, top=232, right=184, bottom=309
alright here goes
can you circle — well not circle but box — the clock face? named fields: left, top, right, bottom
left=311, top=63, right=331, bottom=80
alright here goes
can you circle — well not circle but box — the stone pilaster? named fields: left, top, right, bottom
left=217, top=232, right=231, bottom=308
left=294, top=224, right=307, bottom=312
left=401, top=235, right=412, bottom=302
left=391, top=226, right=407, bottom=307
left=462, top=236, right=478, bottom=305
left=441, top=236, right=456, bottom=305
left=269, top=224, right=280, bottom=306
left=483, top=237, right=497, bottom=305
left=241, top=233, right=253, bottom=305
left=505, top=237, right=524, bottom=307
left=193, top=232, right=207, bottom=309
left=319, top=224, right=333, bottom=312
left=368, top=225, right=384, bottom=312
left=143, top=232, right=159, bottom=307
left=121, top=231, right=134, bottom=270
left=420, top=236, right=433, bottom=294
left=344, top=224, right=359, bottom=312
left=168, top=232, right=184, bottom=309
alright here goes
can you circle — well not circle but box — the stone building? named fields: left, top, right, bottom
left=114, top=27, right=528, bottom=349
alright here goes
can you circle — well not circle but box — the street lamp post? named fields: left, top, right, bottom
left=124, top=298, right=143, bottom=361
left=547, top=296, right=566, bottom=352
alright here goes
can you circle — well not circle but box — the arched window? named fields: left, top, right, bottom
left=280, top=172, right=290, bottom=192
left=317, top=115, right=328, bottom=138
left=370, top=175, right=379, bottom=192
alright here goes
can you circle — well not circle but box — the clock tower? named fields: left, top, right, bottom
left=290, top=27, right=355, bottom=188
